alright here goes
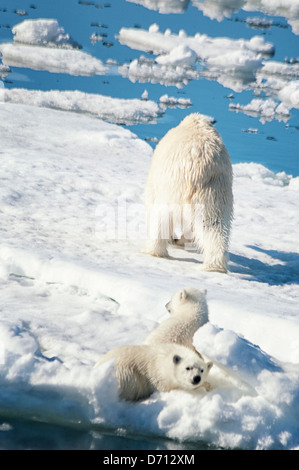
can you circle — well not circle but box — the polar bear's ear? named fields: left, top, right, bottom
left=207, top=361, right=213, bottom=370
left=173, top=355, right=182, bottom=364
left=179, top=289, right=187, bottom=301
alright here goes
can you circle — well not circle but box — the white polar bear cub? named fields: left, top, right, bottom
left=144, top=287, right=209, bottom=350
left=143, top=113, right=233, bottom=273
left=96, top=343, right=213, bottom=401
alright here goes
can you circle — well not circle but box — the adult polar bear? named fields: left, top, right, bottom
left=143, top=113, right=233, bottom=273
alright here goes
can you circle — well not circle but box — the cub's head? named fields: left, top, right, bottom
left=172, top=349, right=213, bottom=391
left=165, top=286, right=207, bottom=315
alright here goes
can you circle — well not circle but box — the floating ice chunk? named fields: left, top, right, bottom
left=127, top=0, right=190, bottom=14
left=119, top=25, right=274, bottom=59
left=0, top=18, right=107, bottom=76
left=141, top=89, right=149, bottom=100
left=246, top=16, right=273, bottom=29
left=159, top=94, right=192, bottom=108
left=205, top=49, right=262, bottom=73
left=90, top=32, right=103, bottom=44
left=3, top=88, right=163, bottom=124
left=156, top=44, right=197, bottom=66
left=0, top=43, right=107, bottom=76
left=289, top=18, right=299, bottom=35
left=118, top=25, right=273, bottom=91
left=149, top=23, right=159, bottom=33
left=192, top=0, right=299, bottom=34
left=192, top=0, right=245, bottom=21
left=119, top=57, right=199, bottom=88
left=278, top=80, right=299, bottom=109
left=229, top=98, right=291, bottom=122
left=12, top=18, right=81, bottom=49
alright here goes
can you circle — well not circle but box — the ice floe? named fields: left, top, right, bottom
left=0, top=102, right=298, bottom=449
left=229, top=98, right=291, bottom=123
left=12, top=18, right=81, bottom=49
left=2, top=88, right=162, bottom=124
left=118, top=23, right=273, bottom=91
left=0, top=18, right=107, bottom=76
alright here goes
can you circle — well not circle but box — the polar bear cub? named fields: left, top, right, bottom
left=143, top=113, right=233, bottom=273
left=96, top=343, right=213, bottom=401
left=144, top=287, right=209, bottom=350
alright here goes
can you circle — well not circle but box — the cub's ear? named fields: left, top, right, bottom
left=173, top=355, right=181, bottom=364
left=207, top=361, right=213, bottom=370
left=179, top=289, right=187, bottom=301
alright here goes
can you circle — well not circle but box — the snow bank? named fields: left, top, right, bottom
left=3, top=88, right=162, bottom=124
left=0, top=19, right=107, bottom=76
left=0, top=102, right=298, bottom=449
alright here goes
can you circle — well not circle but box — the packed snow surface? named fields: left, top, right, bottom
left=0, top=102, right=298, bottom=450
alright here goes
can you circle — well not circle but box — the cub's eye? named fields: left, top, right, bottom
left=201, top=369, right=204, bottom=373
left=186, top=367, right=191, bottom=371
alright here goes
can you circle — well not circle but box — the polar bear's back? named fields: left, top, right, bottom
left=145, top=113, right=232, bottom=204
left=144, top=316, right=198, bottom=348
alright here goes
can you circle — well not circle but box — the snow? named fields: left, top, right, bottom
left=159, top=94, right=192, bottom=109
left=128, top=0, right=299, bottom=30
left=118, top=23, right=274, bottom=61
left=228, top=61, right=299, bottom=120
left=12, top=18, right=81, bottom=49
left=118, top=23, right=274, bottom=91
left=155, top=45, right=198, bottom=67
left=0, top=101, right=298, bottom=450
left=192, top=0, right=299, bottom=34
left=3, top=88, right=162, bottom=125
left=128, top=0, right=190, bottom=14
left=229, top=60, right=299, bottom=119
left=229, top=98, right=291, bottom=123
left=119, top=56, right=199, bottom=88
left=278, top=81, right=299, bottom=110
left=0, top=19, right=107, bottom=76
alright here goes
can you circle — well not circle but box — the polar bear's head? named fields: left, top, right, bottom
left=171, top=349, right=213, bottom=391
left=166, top=286, right=208, bottom=317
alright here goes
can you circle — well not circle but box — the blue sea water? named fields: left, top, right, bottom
left=0, top=0, right=298, bottom=451
left=1, top=0, right=298, bottom=176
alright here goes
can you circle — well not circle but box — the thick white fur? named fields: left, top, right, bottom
left=144, top=287, right=209, bottom=350
left=143, top=113, right=233, bottom=273
left=96, top=343, right=213, bottom=401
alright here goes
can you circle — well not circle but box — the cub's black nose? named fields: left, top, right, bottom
left=192, top=375, right=201, bottom=385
